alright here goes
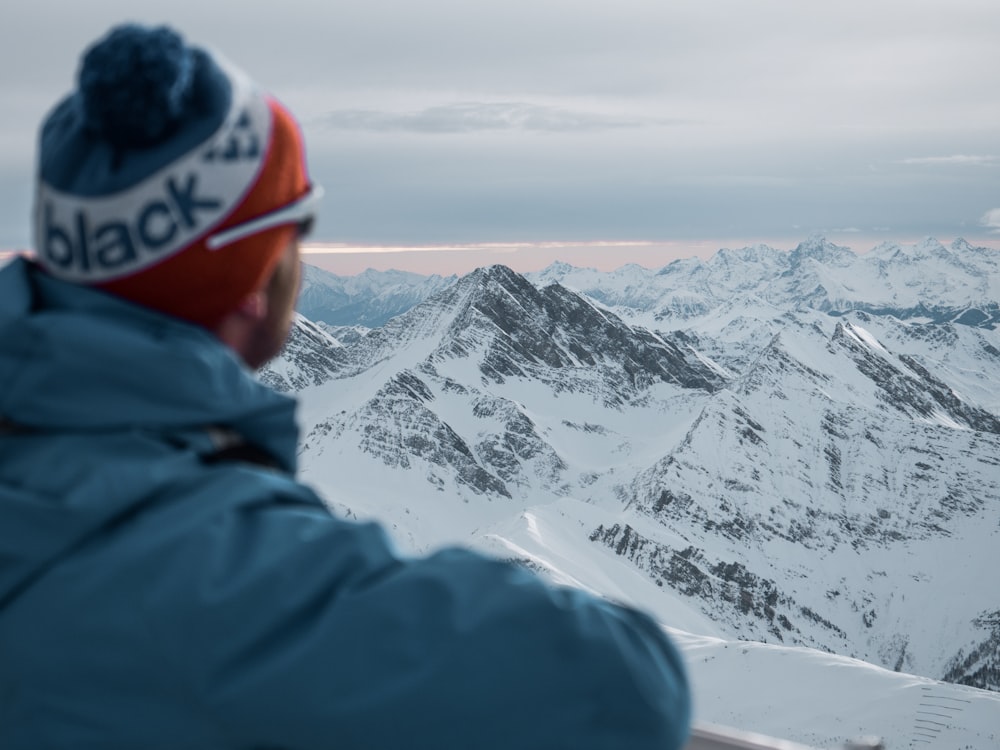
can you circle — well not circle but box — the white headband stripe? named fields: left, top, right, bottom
left=206, top=184, right=323, bottom=250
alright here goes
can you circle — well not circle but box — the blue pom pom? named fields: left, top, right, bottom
left=78, top=24, right=195, bottom=148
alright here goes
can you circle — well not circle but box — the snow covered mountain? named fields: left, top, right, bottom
left=528, top=236, right=1000, bottom=329
left=261, top=238, right=1000, bottom=747
left=258, top=314, right=348, bottom=393
left=296, top=263, right=457, bottom=328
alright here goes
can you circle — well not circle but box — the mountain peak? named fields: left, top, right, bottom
left=540, top=260, right=578, bottom=275
left=711, top=244, right=784, bottom=266
left=788, top=236, right=856, bottom=267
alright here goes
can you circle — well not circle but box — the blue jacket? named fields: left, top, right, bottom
left=0, top=258, right=690, bottom=749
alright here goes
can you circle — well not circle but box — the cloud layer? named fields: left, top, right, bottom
left=2, top=1, right=999, bottom=250
left=899, top=155, right=1000, bottom=167
left=319, top=102, right=656, bottom=133
left=981, top=208, right=1000, bottom=232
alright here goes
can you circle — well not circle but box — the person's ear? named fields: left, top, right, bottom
left=233, top=289, right=269, bottom=322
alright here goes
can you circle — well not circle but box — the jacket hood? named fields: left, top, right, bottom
left=0, top=257, right=299, bottom=470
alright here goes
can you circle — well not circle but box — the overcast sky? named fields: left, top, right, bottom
left=3, top=1, right=999, bottom=274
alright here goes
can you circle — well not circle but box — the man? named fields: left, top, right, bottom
left=0, top=24, right=691, bottom=749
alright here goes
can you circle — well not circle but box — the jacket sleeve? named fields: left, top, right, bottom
left=151, top=480, right=691, bottom=750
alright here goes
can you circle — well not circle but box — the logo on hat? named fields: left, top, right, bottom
left=35, top=84, right=272, bottom=283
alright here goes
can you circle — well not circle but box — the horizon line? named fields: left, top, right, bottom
left=4, top=234, right=998, bottom=275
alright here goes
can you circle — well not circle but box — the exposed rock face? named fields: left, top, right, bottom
left=258, top=315, right=348, bottom=393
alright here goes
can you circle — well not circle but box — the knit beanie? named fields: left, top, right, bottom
left=33, top=24, right=320, bottom=327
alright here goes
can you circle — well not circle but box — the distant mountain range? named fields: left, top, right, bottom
left=262, top=237, right=1000, bottom=740
left=297, top=265, right=457, bottom=328
left=528, top=236, right=1000, bottom=328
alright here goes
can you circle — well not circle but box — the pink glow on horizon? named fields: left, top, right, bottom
left=0, top=249, right=32, bottom=265
left=299, top=235, right=1000, bottom=277
left=301, top=239, right=753, bottom=276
